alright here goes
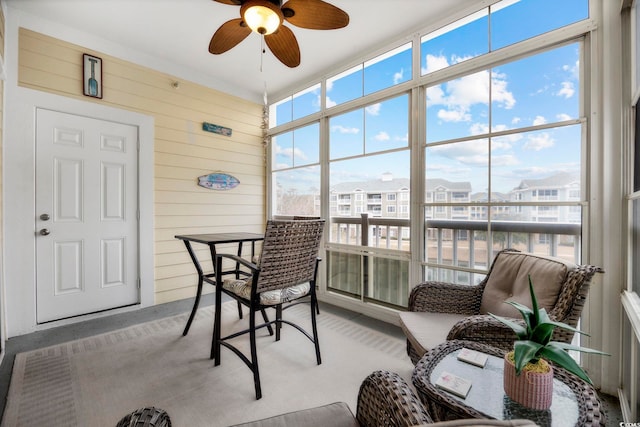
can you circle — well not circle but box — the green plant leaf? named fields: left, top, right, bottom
left=504, top=300, right=534, bottom=316
left=531, top=322, right=555, bottom=345
left=488, top=313, right=528, bottom=339
left=529, top=275, right=541, bottom=327
left=503, top=301, right=535, bottom=332
left=539, top=343, right=593, bottom=384
left=513, top=340, right=543, bottom=374
left=548, top=341, right=610, bottom=356
left=545, top=320, right=587, bottom=335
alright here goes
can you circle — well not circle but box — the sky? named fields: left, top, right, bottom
left=271, top=0, right=589, bottom=198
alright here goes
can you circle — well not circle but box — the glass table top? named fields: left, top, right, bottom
left=429, top=348, right=579, bottom=427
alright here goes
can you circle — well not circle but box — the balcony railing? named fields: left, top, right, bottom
left=326, top=214, right=582, bottom=308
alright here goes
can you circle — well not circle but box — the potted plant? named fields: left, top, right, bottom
left=490, top=275, right=608, bottom=410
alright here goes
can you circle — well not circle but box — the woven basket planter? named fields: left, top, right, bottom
left=503, top=352, right=553, bottom=410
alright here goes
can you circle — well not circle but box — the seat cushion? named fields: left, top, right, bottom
left=222, top=278, right=310, bottom=305
left=398, top=311, right=467, bottom=358
left=479, top=251, right=577, bottom=318
left=228, top=402, right=358, bottom=427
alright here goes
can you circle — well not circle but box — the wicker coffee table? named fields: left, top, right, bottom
left=412, top=340, right=605, bottom=427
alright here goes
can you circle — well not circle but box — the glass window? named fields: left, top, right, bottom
left=293, top=84, right=321, bottom=121
left=327, top=65, right=363, bottom=108
left=271, top=123, right=320, bottom=217
left=490, top=0, right=589, bottom=51
left=425, top=42, right=584, bottom=274
left=364, top=43, right=412, bottom=95
left=272, top=123, right=320, bottom=170
left=327, top=44, right=413, bottom=107
left=426, top=71, right=489, bottom=143
left=491, top=125, right=581, bottom=202
left=420, top=0, right=588, bottom=77
left=330, top=94, right=409, bottom=160
left=273, top=166, right=320, bottom=217
left=329, top=151, right=410, bottom=246
left=270, top=83, right=321, bottom=127
left=421, top=9, right=489, bottom=76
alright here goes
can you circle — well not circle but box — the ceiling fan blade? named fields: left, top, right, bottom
left=265, top=25, right=301, bottom=68
left=209, top=18, right=252, bottom=54
left=212, top=0, right=242, bottom=5
left=281, top=0, right=349, bottom=30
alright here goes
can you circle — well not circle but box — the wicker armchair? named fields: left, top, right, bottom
left=399, top=249, right=604, bottom=364
left=228, top=370, right=537, bottom=427
left=211, top=219, right=325, bottom=399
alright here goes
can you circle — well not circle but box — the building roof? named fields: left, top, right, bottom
left=331, top=177, right=410, bottom=193
left=330, top=177, right=473, bottom=193
left=513, top=172, right=580, bottom=190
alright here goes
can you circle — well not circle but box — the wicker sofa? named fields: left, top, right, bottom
left=229, top=370, right=538, bottom=427
left=399, top=249, right=604, bottom=365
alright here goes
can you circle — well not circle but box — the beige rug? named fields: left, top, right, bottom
left=2, top=302, right=413, bottom=427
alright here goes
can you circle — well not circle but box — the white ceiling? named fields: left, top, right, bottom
left=5, top=0, right=476, bottom=103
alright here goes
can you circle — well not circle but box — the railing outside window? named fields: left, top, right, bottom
left=327, top=214, right=581, bottom=308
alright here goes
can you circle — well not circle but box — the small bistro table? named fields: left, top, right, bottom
left=412, top=340, right=606, bottom=427
left=175, top=232, right=264, bottom=336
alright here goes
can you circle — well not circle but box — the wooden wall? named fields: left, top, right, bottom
left=17, top=28, right=265, bottom=304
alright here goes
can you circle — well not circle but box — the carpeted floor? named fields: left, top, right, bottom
left=1, top=302, right=413, bottom=427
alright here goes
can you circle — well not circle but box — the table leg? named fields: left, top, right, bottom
left=182, top=240, right=204, bottom=336
left=236, top=242, right=244, bottom=319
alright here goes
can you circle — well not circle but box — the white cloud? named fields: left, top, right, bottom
left=533, top=115, right=547, bottom=126
left=422, top=54, right=450, bottom=74
left=512, top=117, right=521, bottom=125
left=331, top=125, right=359, bottom=134
left=437, top=108, right=470, bottom=122
left=275, top=144, right=308, bottom=161
left=366, top=103, right=381, bottom=115
left=326, top=96, right=337, bottom=108
left=470, top=123, right=488, bottom=135
left=326, top=79, right=334, bottom=92
left=557, top=81, right=575, bottom=98
left=374, top=131, right=390, bottom=141
left=393, top=69, right=404, bottom=85
left=490, top=154, right=520, bottom=166
left=426, top=85, right=446, bottom=105
left=556, top=113, right=572, bottom=121
left=523, top=132, right=554, bottom=151
left=427, top=62, right=516, bottom=123
left=562, top=60, right=579, bottom=80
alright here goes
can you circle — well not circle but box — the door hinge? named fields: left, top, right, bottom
left=137, top=278, right=141, bottom=289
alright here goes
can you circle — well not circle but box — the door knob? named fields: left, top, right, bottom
left=39, top=229, right=50, bottom=236
left=40, top=213, right=50, bottom=221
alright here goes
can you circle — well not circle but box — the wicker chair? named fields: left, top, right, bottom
left=211, top=219, right=325, bottom=399
left=228, top=370, right=537, bottom=427
left=399, top=249, right=604, bottom=364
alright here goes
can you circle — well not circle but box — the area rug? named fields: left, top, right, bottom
left=2, top=302, right=413, bottom=427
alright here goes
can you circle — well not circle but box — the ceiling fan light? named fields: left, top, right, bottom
left=241, top=1, right=283, bottom=35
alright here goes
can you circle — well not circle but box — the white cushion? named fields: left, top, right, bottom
left=398, top=311, right=467, bottom=358
left=223, top=278, right=310, bottom=305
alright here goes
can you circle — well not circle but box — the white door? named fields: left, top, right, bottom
left=35, top=108, right=139, bottom=323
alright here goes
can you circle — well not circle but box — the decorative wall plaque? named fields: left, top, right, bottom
left=197, top=172, right=240, bottom=190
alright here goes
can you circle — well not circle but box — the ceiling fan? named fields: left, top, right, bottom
left=208, top=0, right=349, bottom=68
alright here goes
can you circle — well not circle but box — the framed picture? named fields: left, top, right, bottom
left=82, top=54, right=102, bottom=98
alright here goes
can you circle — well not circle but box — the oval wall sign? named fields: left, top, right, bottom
left=197, top=173, right=240, bottom=190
